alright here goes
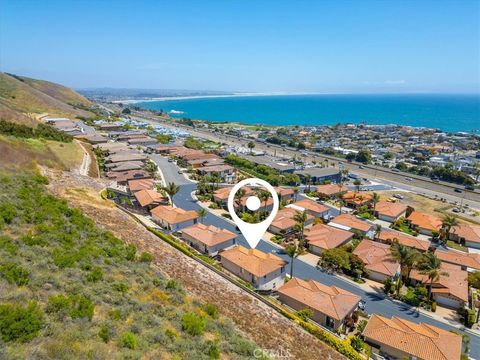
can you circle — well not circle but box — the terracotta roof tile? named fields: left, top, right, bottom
left=306, top=223, right=353, bottom=250
left=288, top=199, right=329, bottom=214
left=181, top=223, right=237, bottom=246
left=151, top=205, right=198, bottom=224
left=271, top=207, right=314, bottom=230
left=134, top=189, right=167, bottom=207
left=375, top=201, right=407, bottom=218
left=316, top=184, right=347, bottom=196
left=278, top=278, right=360, bottom=321
left=363, top=314, right=462, bottom=360
left=450, top=224, right=480, bottom=244
left=407, top=211, right=442, bottom=232
left=376, top=228, right=430, bottom=251
left=220, top=245, right=287, bottom=277
left=330, top=213, right=374, bottom=233
left=353, top=239, right=400, bottom=277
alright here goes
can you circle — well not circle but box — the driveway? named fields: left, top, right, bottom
left=150, top=154, right=480, bottom=359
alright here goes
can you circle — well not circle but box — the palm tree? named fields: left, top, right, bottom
left=285, top=239, right=306, bottom=278
left=440, top=215, right=458, bottom=244
left=417, top=252, right=448, bottom=301
left=247, top=141, right=255, bottom=154
left=390, top=241, right=420, bottom=288
left=162, top=182, right=179, bottom=203
left=257, top=189, right=270, bottom=213
left=338, top=199, right=345, bottom=214
left=197, top=208, right=207, bottom=224
left=293, top=210, right=308, bottom=242
left=372, top=192, right=380, bottom=214
left=304, top=174, right=312, bottom=192
left=210, top=173, right=221, bottom=190
left=293, top=187, right=299, bottom=201
left=375, top=224, right=382, bottom=239
left=234, top=188, right=246, bottom=213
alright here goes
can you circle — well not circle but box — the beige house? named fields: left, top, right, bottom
left=306, top=223, right=353, bottom=255
left=150, top=205, right=198, bottom=231
left=449, top=223, right=480, bottom=249
left=220, top=245, right=287, bottom=291
left=181, top=223, right=237, bottom=256
left=363, top=314, right=462, bottom=360
left=269, top=207, right=314, bottom=235
left=278, top=278, right=360, bottom=331
left=374, top=201, right=407, bottom=222
left=353, top=240, right=400, bottom=283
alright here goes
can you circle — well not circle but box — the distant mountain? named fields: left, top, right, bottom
left=0, top=73, right=94, bottom=125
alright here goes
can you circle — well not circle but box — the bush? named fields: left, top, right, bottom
left=121, top=331, right=137, bottom=349
left=296, top=308, right=313, bottom=321
left=181, top=312, right=206, bottom=336
left=357, top=319, right=368, bottom=333
left=139, top=251, right=153, bottom=263
left=203, top=303, right=219, bottom=319
left=0, top=262, right=30, bottom=286
left=98, top=324, right=114, bottom=343
left=0, top=235, right=18, bottom=255
left=47, top=294, right=94, bottom=320
left=468, top=271, right=480, bottom=289
left=113, top=282, right=129, bottom=293
left=85, top=266, right=103, bottom=282
left=0, top=203, right=16, bottom=224
left=431, top=301, right=437, bottom=312
left=0, top=302, right=43, bottom=342
left=206, top=340, right=220, bottom=359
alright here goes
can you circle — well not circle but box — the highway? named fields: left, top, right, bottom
left=149, top=153, right=480, bottom=359
left=125, top=108, right=480, bottom=208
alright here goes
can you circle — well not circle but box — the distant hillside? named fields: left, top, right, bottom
left=0, top=73, right=95, bottom=125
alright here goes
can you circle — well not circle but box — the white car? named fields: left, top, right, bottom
left=394, top=194, right=404, bottom=199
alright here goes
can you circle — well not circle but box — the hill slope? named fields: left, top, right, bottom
left=0, top=73, right=94, bottom=125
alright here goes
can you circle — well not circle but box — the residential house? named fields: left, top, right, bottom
left=98, top=123, right=124, bottom=132
left=406, top=211, right=442, bottom=236
left=133, top=189, right=168, bottom=210
left=127, top=137, right=159, bottom=147
left=328, top=214, right=375, bottom=239
left=410, top=262, right=468, bottom=309
left=449, top=223, right=480, bottom=249
left=275, top=187, right=295, bottom=203
left=287, top=199, right=330, bottom=219
left=108, top=170, right=152, bottom=186
left=220, top=245, right=287, bottom=291
left=342, top=192, right=373, bottom=209
left=181, top=223, right=237, bottom=256
left=375, top=228, right=430, bottom=252
left=105, top=161, right=145, bottom=172
left=198, top=164, right=236, bottom=183
left=150, top=205, right=198, bottom=231
left=278, top=278, right=360, bottom=331
left=353, top=239, right=400, bottom=282
left=306, top=224, right=354, bottom=255
left=374, top=201, right=407, bottom=223
left=434, top=249, right=480, bottom=272
left=127, top=178, right=156, bottom=193
left=362, top=314, right=462, bottom=360
left=316, top=184, right=347, bottom=199
left=105, top=152, right=148, bottom=164
left=269, top=207, right=314, bottom=235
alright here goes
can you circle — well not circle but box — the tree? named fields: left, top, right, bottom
left=338, top=199, right=345, bottom=214
left=440, top=215, right=458, bottom=244
left=319, top=248, right=350, bottom=273
left=197, top=208, right=207, bottom=224
left=353, top=179, right=362, bottom=193
left=285, top=239, right=306, bottom=278
left=247, top=141, right=255, bottom=154
left=234, top=188, right=246, bottom=213
left=121, top=107, right=131, bottom=114
left=293, top=210, right=308, bottom=242
left=162, top=182, right=179, bottom=203
left=304, top=174, right=312, bottom=192
left=372, top=192, right=380, bottom=214
left=293, top=187, right=299, bottom=201
left=356, top=149, right=372, bottom=164
left=417, top=252, right=448, bottom=301
left=390, top=241, right=419, bottom=288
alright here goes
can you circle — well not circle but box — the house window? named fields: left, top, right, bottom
left=326, top=316, right=335, bottom=329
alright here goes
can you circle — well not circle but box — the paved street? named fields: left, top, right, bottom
left=150, top=153, right=480, bottom=359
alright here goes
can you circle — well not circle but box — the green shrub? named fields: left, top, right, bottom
left=47, top=294, right=95, bottom=320
left=85, top=266, right=103, bottom=282
left=0, top=235, right=18, bottom=255
left=139, top=251, right=153, bottom=263
left=0, top=262, right=30, bottom=286
left=357, top=319, right=368, bottom=333
left=0, top=302, right=43, bottom=342
left=181, top=312, right=206, bottom=336
left=350, top=336, right=365, bottom=352
left=21, top=233, right=47, bottom=247
left=113, top=282, right=129, bottom=293
left=204, top=303, right=219, bottom=319
left=121, top=331, right=137, bottom=349
left=206, top=340, right=220, bottom=359
left=0, top=203, right=16, bottom=224
left=52, top=249, right=77, bottom=268
left=431, top=301, right=437, bottom=312
left=98, top=324, right=114, bottom=343
left=125, top=244, right=136, bottom=261
left=296, top=308, right=313, bottom=321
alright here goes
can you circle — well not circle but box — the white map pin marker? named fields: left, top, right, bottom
left=227, top=178, right=279, bottom=249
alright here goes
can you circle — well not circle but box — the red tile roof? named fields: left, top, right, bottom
left=353, top=239, right=400, bottom=277
left=306, top=223, right=353, bottom=250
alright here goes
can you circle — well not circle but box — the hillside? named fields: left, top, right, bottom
left=0, top=171, right=265, bottom=359
left=0, top=72, right=94, bottom=125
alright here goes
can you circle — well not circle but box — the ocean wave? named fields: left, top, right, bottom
left=169, top=109, right=185, bottom=114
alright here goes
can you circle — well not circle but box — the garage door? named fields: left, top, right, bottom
left=435, top=295, right=461, bottom=309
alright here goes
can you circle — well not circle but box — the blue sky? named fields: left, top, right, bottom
left=1, top=0, right=479, bottom=93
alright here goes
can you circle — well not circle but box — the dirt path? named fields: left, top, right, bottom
left=43, top=168, right=345, bottom=360
left=75, top=140, right=99, bottom=178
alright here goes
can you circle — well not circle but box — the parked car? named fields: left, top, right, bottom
left=358, top=300, right=366, bottom=311
left=405, top=177, right=413, bottom=181
left=454, top=188, right=462, bottom=193
left=465, top=184, right=475, bottom=191
left=394, top=194, right=404, bottom=199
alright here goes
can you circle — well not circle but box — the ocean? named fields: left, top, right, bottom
left=136, top=94, right=480, bottom=132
